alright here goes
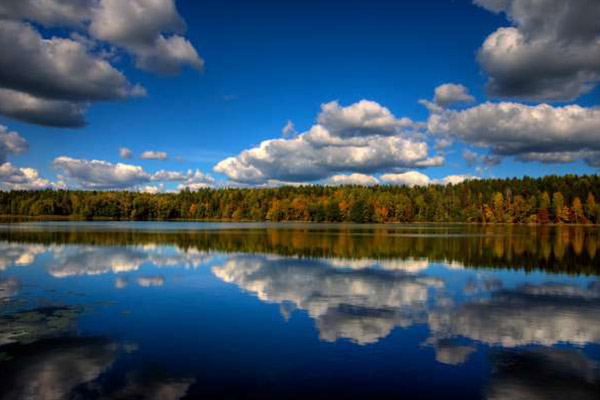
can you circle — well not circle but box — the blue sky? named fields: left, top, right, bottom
left=0, top=0, right=599, bottom=191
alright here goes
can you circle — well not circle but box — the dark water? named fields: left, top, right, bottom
left=0, top=222, right=599, bottom=399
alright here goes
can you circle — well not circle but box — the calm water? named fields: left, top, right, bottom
left=0, top=222, right=599, bottom=399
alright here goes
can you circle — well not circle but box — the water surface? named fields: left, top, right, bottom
left=0, top=222, right=599, bottom=399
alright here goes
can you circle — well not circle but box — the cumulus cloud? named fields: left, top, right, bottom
left=151, top=170, right=186, bottom=181
left=317, top=100, right=413, bottom=138
left=140, top=150, right=168, bottom=160
left=428, top=101, right=600, bottom=167
left=175, top=170, right=215, bottom=191
left=0, top=88, right=86, bottom=127
left=0, top=20, right=137, bottom=102
left=150, top=168, right=215, bottom=190
left=475, top=0, right=600, bottom=100
left=0, top=162, right=58, bottom=191
left=51, top=156, right=215, bottom=190
left=214, top=100, right=442, bottom=184
left=463, top=149, right=502, bottom=167
left=140, top=185, right=162, bottom=194
left=433, top=83, right=475, bottom=107
left=119, top=147, right=133, bottom=159
left=89, top=0, right=203, bottom=74
left=380, top=171, right=430, bottom=187
left=0, top=0, right=95, bottom=27
left=380, top=171, right=477, bottom=186
left=327, top=173, right=379, bottom=186
left=53, top=156, right=151, bottom=189
left=0, top=0, right=200, bottom=126
left=0, top=125, right=28, bottom=164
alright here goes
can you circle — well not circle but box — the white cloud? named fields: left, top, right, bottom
left=151, top=168, right=215, bottom=190
left=428, top=101, right=600, bottom=167
left=50, top=156, right=216, bottom=191
left=0, top=0, right=95, bottom=27
left=214, top=100, right=441, bottom=184
left=0, top=0, right=200, bottom=126
left=415, top=156, right=445, bottom=167
left=0, top=125, right=28, bottom=164
left=475, top=0, right=600, bottom=100
left=140, top=150, right=168, bottom=160
left=0, top=20, right=138, bottom=102
left=53, top=156, right=151, bottom=189
left=89, top=0, right=203, bottom=74
left=119, top=147, right=132, bottom=159
left=140, top=184, right=162, bottom=194
left=0, top=162, right=59, bottom=191
left=433, top=83, right=475, bottom=107
left=437, top=174, right=477, bottom=185
left=175, top=170, right=215, bottom=191
left=282, top=120, right=296, bottom=137
left=327, top=173, right=379, bottom=186
left=317, top=100, right=413, bottom=138
left=380, top=171, right=431, bottom=187
left=380, top=171, right=478, bottom=186
left=151, top=170, right=186, bottom=181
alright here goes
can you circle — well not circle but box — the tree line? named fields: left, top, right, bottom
left=1, top=174, right=599, bottom=224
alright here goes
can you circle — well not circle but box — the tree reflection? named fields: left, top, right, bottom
left=0, top=224, right=599, bottom=275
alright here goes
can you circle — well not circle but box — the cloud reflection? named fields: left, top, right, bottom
left=428, top=283, right=600, bottom=348
left=212, top=254, right=441, bottom=344
left=0, top=338, right=117, bottom=400
left=2, top=240, right=600, bottom=361
left=0, top=242, right=46, bottom=270
left=486, top=348, right=600, bottom=400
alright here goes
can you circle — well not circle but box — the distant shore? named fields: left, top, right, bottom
left=1, top=175, right=599, bottom=224
left=1, top=215, right=598, bottom=227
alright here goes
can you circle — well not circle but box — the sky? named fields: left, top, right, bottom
left=0, top=0, right=599, bottom=191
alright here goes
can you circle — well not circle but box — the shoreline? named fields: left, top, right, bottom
left=1, top=215, right=598, bottom=227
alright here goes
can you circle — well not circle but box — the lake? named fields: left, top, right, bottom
left=0, top=222, right=599, bottom=399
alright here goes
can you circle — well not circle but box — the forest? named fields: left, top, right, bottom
left=1, top=174, right=600, bottom=224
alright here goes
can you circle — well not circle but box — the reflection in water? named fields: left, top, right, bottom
left=1, top=223, right=599, bottom=275
left=137, top=276, right=165, bottom=287
left=0, top=223, right=599, bottom=398
left=0, top=243, right=46, bottom=270
left=426, top=339, right=476, bottom=366
left=0, top=338, right=117, bottom=400
left=45, top=245, right=213, bottom=278
left=486, top=348, right=600, bottom=400
left=0, top=336, right=194, bottom=400
left=0, top=277, right=20, bottom=300
left=212, top=254, right=600, bottom=355
left=213, top=255, right=441, bottom=344
left=428, top=283, right=600, bottom=348
left=0, top=307, right=79, bottom=347
left=104, top=374, right=194, bottom=400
